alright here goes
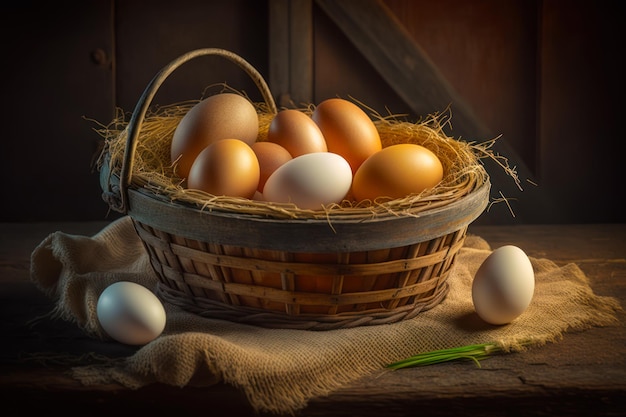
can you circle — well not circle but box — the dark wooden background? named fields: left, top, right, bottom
left=3, top=0, right=623, bottom=225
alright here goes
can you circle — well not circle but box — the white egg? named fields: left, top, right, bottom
left=96, top=281, right=166, bottom=345
left=263, top=152, right=352, bottom=210
left=471, top=245, right=535, bottom=325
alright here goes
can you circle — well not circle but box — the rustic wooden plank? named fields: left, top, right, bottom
left=268, top=0, right=290, bottom=105
left=289, top=0, right=314, bottom=107
left=538, top=1, right=623, bottom=224
left=268, top=0, right=314, bottom=108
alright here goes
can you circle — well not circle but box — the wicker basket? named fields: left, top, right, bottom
left=100, top=48, right=490, bottom=330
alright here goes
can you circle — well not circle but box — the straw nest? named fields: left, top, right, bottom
left=95, top=93, right=511, bottom=221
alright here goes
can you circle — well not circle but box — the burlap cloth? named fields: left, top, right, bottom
left=30, top=216, right=622, bottom=415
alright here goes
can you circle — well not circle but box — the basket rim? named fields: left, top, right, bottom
left=121, top=176, right=490, bottom=252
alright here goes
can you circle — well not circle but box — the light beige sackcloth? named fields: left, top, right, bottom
left=30, top=216, right=622, bottom=415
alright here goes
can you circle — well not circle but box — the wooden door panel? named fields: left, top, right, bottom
left=114, top=0, right=269, bottom=111
left=2, top=1, right=115, bottom=221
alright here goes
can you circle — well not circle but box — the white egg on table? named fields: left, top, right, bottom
left=96, top=281, right=166, bottom=345
left=471, top=245, right=535, bottom=325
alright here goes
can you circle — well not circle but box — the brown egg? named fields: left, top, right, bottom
left=187, top=139, right=260, bottom=199
left=267, top=109, right=327, bottom=157
left=171, top=93, right=259, bottom=179
left=311, top=98, right=381, bottom=174
left=352, top=144, right=443, bottom=202
left=250, top=141, right=293, bottom=192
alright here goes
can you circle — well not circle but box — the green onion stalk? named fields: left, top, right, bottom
left=387, top=342, right=507, bottom=370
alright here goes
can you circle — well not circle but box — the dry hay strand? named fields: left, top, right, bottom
left=95, top=95, right=516, bottom=221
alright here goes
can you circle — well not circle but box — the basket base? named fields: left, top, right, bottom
left=133, top=216, right=468, bottom=330
left=156, top=281, right=450, bottom=331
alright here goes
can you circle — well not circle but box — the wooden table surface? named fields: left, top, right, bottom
left=1, top=221, right=624, bottom=417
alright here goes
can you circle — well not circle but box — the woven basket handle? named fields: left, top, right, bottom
left=111, top=48, right=277, bottom=213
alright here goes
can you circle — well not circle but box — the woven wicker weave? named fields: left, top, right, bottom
left=100, top=48, right=490, bottom=330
